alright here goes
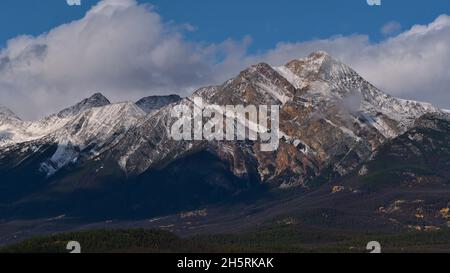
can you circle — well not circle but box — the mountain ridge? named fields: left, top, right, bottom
left=0, top=51, right=447, bottom=226
left=109, top=52, right=442, bottom=186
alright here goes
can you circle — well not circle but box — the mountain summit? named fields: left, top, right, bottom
left=56, top=92, right=111, bottom=118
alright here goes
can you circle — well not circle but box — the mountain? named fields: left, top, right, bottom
left=0, top=93, right=183, bottom=179
left=0, top=94, right=146, bottom=210
left=1, top=101, right=145, bottom=177
left=54, top=113, right=447, bottom=237
left=38, top=101, right=145, bottom=176
left=0, top=93, right=111, bottom=148
left=55, top=93, right=111, bottom=118
left=111, top=52, right=442, bottom=188
left=0, top=52, right=447, bottom=232
left=136, top=95, right=182, bottom=114
left=318, top=113, right=450, bottom=230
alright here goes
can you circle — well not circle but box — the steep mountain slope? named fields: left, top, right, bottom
left=82, top=114, right=449, bottom=235
left=295, top=113, right=450, bottom=231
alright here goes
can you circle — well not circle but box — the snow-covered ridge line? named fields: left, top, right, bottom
left=443, top=109, right=450, bottom=114
left=0, top=93, right=137, bottom=148
left=2, top=92, right=184, bottom=177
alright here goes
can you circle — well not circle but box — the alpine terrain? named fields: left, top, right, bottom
left=0, top=52, right=449, bottom=249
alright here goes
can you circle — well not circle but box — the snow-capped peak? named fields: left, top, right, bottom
left=0, top=93, right=113, bottom=148
left=283, top=51, right=342, bottom=79
left=275, top=51, right=441, bottom=138
left=274, top=51, right=354, bottom=92
left=56, top=92, right=110, bottom=118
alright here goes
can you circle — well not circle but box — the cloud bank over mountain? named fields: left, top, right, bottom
left=256, top=15, right=450, bottom=111
left=0, top=0, right=449, bottom=119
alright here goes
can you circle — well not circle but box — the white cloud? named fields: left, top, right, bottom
left=0, top=0, right=450, bottom=119
left=380, top=21, right=402, bottom=36
left=0, top=0, right=226, bottom=119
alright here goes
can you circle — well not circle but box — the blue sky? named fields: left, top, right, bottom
left=1, top=0, right=450, bottom=51
left=1, top=0, right=450, bottom=118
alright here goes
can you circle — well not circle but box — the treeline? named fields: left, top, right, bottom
left=2, top=227, right=450, bottom=253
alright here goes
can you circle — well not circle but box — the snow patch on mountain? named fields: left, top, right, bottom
left=40, top=142, right=80, bottom=176
left=255, top=78, right=292, bottom=105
